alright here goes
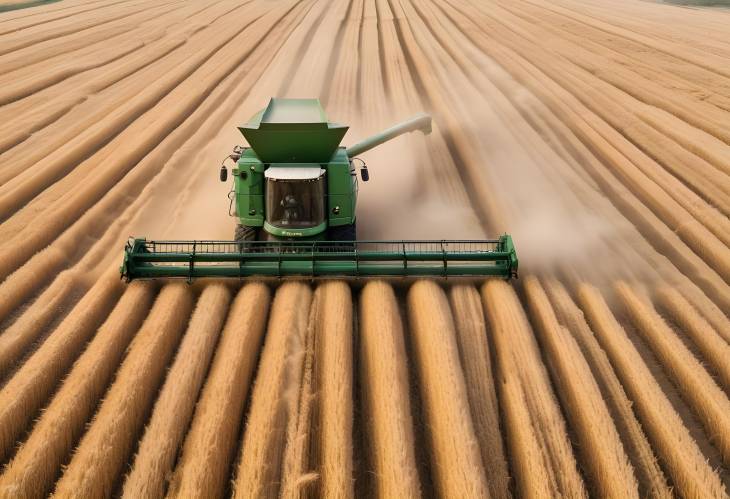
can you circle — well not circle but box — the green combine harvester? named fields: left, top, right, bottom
left=120, top=98, right=518, bottom=280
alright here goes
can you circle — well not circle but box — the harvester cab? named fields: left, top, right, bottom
left=120, top=98, right=518, bottom=281
left=221, top=98, right=431, bottom=242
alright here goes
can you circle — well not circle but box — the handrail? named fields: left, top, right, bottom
left=120, top=236, right=518, bottom=281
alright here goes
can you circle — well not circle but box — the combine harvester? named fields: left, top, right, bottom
left=120, top=99, right=517, bottom=280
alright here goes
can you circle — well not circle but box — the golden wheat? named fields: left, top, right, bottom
left=166, top=282, right=271, bottom=499
left=656, top=286, right=730, bottom=392
left=616, top=282, right=730, bottom=467
left=0, top=272, right=75, bottom=379
left=0, top=271, right=122, bottom=464
left=280, top=287, right=319, bottom=499
left=482, top=279, right=586, bottom=498
left=0, top=281, right=155, bottom=499
left=524, top=276, right=638, bottom=497
left=313, top=281, right=354, bottom=498
left=407, top=280, right=490, bottom=498
left=544, top=279, right=671, bottom=498
left=122, top=283, right=232, bottom=498
left=578, top=283, right=726, bottom=498
left=51, top=283, right=193, bottom=498
left=358, top=281, right=421, bottom=498
left=232, top=282, right=313, bottom=499
left=448, top=284, right=511, bottom=499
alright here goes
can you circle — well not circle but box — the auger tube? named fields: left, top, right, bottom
left=346, top=113, right=432, bottom=157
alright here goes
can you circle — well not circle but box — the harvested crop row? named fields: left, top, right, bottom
left=313, top=281, right=353, bottom=498
left=0, top=0, right=251, bottom=208
left=460, top=0, right=730, bottom=280
left=524, top=276, right=637, bottom=497
left=0, top=0, right=301, bottom=280
left=0, top=281, right=155, bottom=499
left=448, top=285, right=511, bottom=499
left=0, top=6, right=177, bottom=109
left=615, top=282, right=730, bottom=467
left=436, top=0, right=730, bottom=310
left=0, top=0, right=311, bottom=329
left=655, top=286, right=730, bottom=391
left=232, top=282, right=313, bottom=499
left=123, top=283, right=232, bottom=498
left=407, top=280, right=489, bottom=498
left=543, top=280, right=672, bottom=498
left=481, top=279, right=586, bottom=499
left=0, top=29, right=184, bottom=157
left=0, top=0, right=310, bottom=331
left=0, top=0, right=159, bottom=57
left=0, top=271, right=75, bottom=379
left=52, top=283, right=193, bottom=498
left=358, top=281, right=421, bottom=498
left=494, top=0, right=730, bottom=213
left=0, top=0, right=310, bottom=358
left=0, top=1, right=111, bottom=34
left=578, top=283, right=726, bottom=498
left=0, top=0, right=213, bottom=106
left=0, top=269, right=122, bottom=464
left=167, top=282, right=270, bottom=499
left=280, top=287, right=319, bottom=499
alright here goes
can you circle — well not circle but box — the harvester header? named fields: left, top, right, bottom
left=120, top=98, right=518, bottom=281
left=121, top=236, right=518, bottom=280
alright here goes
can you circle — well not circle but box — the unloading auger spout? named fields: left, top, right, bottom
left=120, top=98, right=518, bottom=281
left=346, top=113, right=432, bottom=157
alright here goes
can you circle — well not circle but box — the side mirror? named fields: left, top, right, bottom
left=219, top=165, right=228, bottom=182
left=360, top=168, right=369, bottom=182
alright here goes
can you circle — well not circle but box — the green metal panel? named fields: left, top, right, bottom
left=238, top=99, right=348, bottom=163
left=234, top=149, right=265, bottom=226
left=120, top=236, right=518, bottom=280
left=325, top=148, right=356, bottom=226
left=234, top=149, right=357, bottom=231
left=263, top=221, right=327, bottom=238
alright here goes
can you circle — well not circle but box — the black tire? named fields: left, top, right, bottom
left=234, top=224, right=258, bottom=242
left=327, top=223, right=356, bottom=249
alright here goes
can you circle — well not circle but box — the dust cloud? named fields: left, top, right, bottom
left=128, top=124, right=241, bottom=241
left=349, top=126, right=485, bottom=240
left=432, top=48, right=657, bottom=282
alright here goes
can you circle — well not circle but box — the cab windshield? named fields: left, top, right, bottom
left=266, top=176, right=326, bottom=229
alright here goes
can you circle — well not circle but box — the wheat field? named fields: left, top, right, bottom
left=0, top=0, right=729, bottom=497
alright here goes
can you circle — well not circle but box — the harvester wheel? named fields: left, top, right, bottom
left=235, top=224, right=258, bottom=242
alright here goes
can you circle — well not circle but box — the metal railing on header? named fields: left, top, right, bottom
left=137, top=239, right=504, bottom=254
left=120, top=236, right=518, bottom=281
